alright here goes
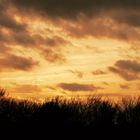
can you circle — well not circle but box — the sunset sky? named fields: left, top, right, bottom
left=0, top=0, right=140, bottom=101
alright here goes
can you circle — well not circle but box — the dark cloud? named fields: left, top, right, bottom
left=0, top=1, right=26, bottom=32
left=109, top=60, right=140, bottom=81
left=12, top=33, right=67, bottom=48
left=1, top=0, right=140, bottom=44
left=11, top=31, right=37, bottom=47
left=113, top=11, right=140, bottom=28
left=0, top=54, right=39, bottom=71
left=0, top=14, right=26, bottom=32
left=10, top=0, right=140, bottom=29
left=10, top=0, right=140, bottom=18
left=0, top=0, right=139, bottom=43
left=10, top=0, right=102, bottom=19
left=92, top=69, right=107, bottom=75
left=57, top=83, right=102, bottom=92
left=115, top=60, right=140, bottom=73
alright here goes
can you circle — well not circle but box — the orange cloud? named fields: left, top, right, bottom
left=12, top=84, right=42, bottom=93
left=57, top=83, right=102, bottom=92
left=120, top=84, right=130, bottom=89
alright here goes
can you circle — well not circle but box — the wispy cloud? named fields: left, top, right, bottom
left=68, top=70, right=84, bottom=78
left=92, top=69, right=107, bottom=75
left=120, top=84, right=130, bottom=89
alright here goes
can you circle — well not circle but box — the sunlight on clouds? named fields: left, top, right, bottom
left=0, top=0, right=140, bottom=101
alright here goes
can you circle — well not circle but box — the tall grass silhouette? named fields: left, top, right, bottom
left=0, top=89, right=140, bottom=131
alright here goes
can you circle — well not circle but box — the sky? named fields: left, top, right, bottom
left=0, top=0, right=140, bottom=101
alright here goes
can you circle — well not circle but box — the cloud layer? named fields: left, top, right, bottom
left=10, top=0, right=140, bottom=31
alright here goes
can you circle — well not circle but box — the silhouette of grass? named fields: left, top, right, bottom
left=1, top=89, right=140, bottom=132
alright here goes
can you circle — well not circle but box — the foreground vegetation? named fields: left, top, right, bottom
left=1, top=89, right=140, bottom=132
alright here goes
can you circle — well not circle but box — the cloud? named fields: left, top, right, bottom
left=0, top=26, right=68, bottom=63
left=0, top=54, right=39, bottom=71
left=57, top=83, right=102, bottom=92
left=0, top=45, right=12, bottom=54
left=112, top=10, right=140, bottom=28
left=69, top=70, right=84, bottom=78
left=0, top=1, right=68, bottom=64
left=45, top=36, right=68, bottom=47
left=0, top=0, right=139, bottom=43
left=41, top=48, right=66, bottom=63
left=0, top=1, right=26, bottom=32
left=39, top=36, right=68, bottom=63
left=109, top=60, right=140, bottom=81
left=115, top=60, right=140, bottom=73
left=10, top=0, right=140, bottom=30
left=12, top=84, right=42, bottom=93
left=92, top=69, right=107, bottom=75
left=120, top=84, right=130, bottom=89
left=1, top=0, right=140, bottom=52
left=58, top=16, right=140, bottom=41
left=0, top=13, right=26, bottom=32
left=12, top=33, right=68, bottom=48
left=10, top=0, right=140, bottom=19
